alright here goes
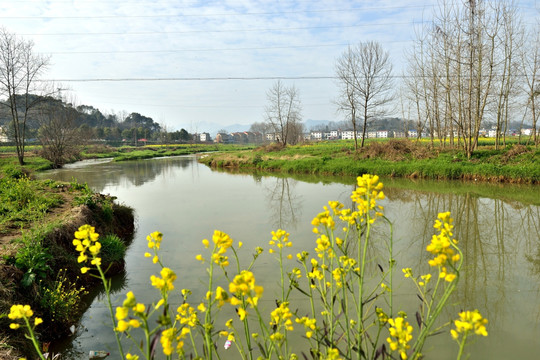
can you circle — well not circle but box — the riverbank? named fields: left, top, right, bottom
left=0, top=173, right=134, bottom=359
left=199, top=139, right=540, bottom=184
left=0, top=143, right=255, bottom=173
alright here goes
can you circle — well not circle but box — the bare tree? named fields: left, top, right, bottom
left=335, top=41, right=394, bottom=149
left=37, top=97, right=84, bottom=168
left=405, top=0, right=523, bottom=158
left=264, top=80, right=303, bottom=146
left=0, top=28, right=50, bottom=165
left=521, top=20, right=540, bottom=147
left=249, top=121, right=273, bottom=137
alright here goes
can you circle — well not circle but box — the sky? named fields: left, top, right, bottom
left=0, top=0, right=538, bottom=133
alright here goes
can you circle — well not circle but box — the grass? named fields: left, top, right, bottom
left=0, top=175, right=64, bottom=234
left=81, top=143, right=256, bottom=162
left=199, top=139, right=540, bottom=184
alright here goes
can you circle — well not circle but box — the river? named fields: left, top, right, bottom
left=38, top=155, right=540, bottom=359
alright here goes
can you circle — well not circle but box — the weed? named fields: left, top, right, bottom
left=39, top=269, right=87, bottom=325
left=7, top=229, right=52, bottom=287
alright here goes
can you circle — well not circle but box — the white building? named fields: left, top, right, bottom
left=310, top=131, right=323, bottom=140
left=408, top=130, right=418, bottom=138
left=0, top=126, right=8, bottom=142
left=199, top=132, right=211, bottom=142
left=341, top=130, right=356, bottom=140
left=376, top=130, right=392, bottom=138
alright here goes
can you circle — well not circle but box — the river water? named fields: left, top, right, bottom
left=38, top=155, right=540, bottom=359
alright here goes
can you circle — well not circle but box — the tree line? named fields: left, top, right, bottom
left=261, top=0, right=539, bottom=154
left=1, top=0, right=539, bottom=167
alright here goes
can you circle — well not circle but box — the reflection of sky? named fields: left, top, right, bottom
left=39, top=156, right=540, bottom=360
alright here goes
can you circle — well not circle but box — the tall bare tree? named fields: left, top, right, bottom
left=521, top=20, right=540, bottom=147
left=405, top=0, right=523, bottom=158
left=264, top=80, right=303, bottom=146
left=0, top=28, right=50, bottom=165
left=335, top=41, right=394, bottom=149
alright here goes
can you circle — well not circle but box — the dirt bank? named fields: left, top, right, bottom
left=0, top=187, right=135, bottom=360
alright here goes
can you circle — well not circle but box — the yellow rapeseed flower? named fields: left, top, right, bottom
left=73, top=225, right=102, bottom=273
left=270, top=302, right=293, bottom=331
left=387, top=316, right=413, bottom=360
left=160, top=327, right=175, bottom=356
left=147, top=231, right=163, bottom=250
left=150, top=267, right=177, bottom=291
left=451, top=309, right=488, bottom=340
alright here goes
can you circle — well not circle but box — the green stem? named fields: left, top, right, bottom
left=357, top=217, right=371, bottom=360
left=97, top=264, right=126, bottom=359
left=456, top=334, right=468, bottom=360
left=204, top=246, right=216, bottom=360
left=24, top=318, right=46, bottom=360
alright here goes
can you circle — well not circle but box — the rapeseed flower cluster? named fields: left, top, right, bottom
left=228, top=270, right=263, bottom=319
left=307, top=258, right=325, bottom=284
left=72, top=224, right=101, bottom=273
left=197, top=230, right=235, bottom=267
left=386, top=316, right=414, bottom=360
left=160, top=326, right=190, bottom=356
left=144, top=231, right=163, bottom=264
left=150, top=267, right=177, bottom=292
left=350, top=174, right=385, bottom=222
left=176, top=303, right=198, bottom=327
left=270, top=302, right=294, bottom=332
left=426, top=212, right=461, bottom=282
left=295, top=316, right=317, bottom=338
left=269, top=229, right=292, bottom=256
left=451, top=310, right=488, bottom=340
left=8, top=304, right=42, bottom=330
left=114, top=291, right=144, bottom=332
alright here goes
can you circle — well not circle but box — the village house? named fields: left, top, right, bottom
left=199, top=132, right=212, bottom=142
left=0, top=126, right=8, bottom=142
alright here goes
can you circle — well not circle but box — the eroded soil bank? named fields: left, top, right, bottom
left=0, top=185, right=135, bottom=360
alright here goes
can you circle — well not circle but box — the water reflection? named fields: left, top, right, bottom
left=37, top=158, right=540, bottom=359
left=50, top=156, right=195, bottom=193
left=265, top=178, right=302, bottom=230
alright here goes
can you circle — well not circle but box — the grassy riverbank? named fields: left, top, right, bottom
left=199, top=139, right=540, bottom=184
left=0, top=171, right=134, bottom=359
left=0, top=143, right=255, bottom=173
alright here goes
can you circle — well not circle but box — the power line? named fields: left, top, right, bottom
left=21, top=22, right=430, bottom=37
left=45, top=43, right=356, bottom=55
left=0, top=5, right=439, bottom=20
left=38, top=76, right=336, bottom=82
left=38, top=73, right=539, bottom=83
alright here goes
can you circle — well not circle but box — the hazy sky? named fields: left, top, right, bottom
left=0, top=0, right=537, bottom=132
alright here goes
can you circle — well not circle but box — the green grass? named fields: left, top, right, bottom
left=199, top=140, right=540, bottom=184
left=0, top=175, right=64, bottom=233
left=99, top=234, right=127, bottom=264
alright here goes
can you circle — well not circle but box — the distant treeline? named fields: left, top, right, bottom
left=0, top=94, right=192, bottom=144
